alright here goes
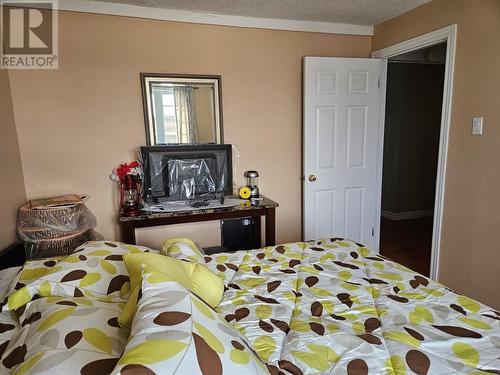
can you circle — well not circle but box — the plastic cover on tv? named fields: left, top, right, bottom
left=140, top=145, right=232, bottom=203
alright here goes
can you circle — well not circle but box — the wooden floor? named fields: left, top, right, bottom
left=380, top=216, right=433, bottom=276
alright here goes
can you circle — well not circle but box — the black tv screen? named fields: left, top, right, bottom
left=140, top=144, right=232, bottom=202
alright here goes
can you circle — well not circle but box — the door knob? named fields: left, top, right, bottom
left=308, top=174, right=317, bottom=182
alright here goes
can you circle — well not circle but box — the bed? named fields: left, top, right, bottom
left=0, top=239, right=499, bottom=374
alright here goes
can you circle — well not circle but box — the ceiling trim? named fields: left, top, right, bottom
left=57, top=0, right=374, bottom=35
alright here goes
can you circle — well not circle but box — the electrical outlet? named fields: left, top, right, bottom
left=472, top=117, right=484, bottom=135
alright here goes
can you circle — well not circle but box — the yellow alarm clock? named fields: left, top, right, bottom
left=238, top=186, right=251, bottom=199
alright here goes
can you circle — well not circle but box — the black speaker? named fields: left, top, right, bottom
left=221, top=217, right=260, bottom=251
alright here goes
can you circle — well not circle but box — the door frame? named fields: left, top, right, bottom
left=371, top=25, right=457, bottom=280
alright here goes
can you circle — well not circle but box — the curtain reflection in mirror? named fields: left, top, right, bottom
left=143, top=74, right=221, bottom=145
left=152, top=85, right=199, bottom=143
left=174, top=86, right=198, bottom=143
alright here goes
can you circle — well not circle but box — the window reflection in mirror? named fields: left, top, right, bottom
left=141, top=74, right=223, bottom=145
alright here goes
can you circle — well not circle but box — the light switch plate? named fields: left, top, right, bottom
left=472, top=117, right=484, bottom=135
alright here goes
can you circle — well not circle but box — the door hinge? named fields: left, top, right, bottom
left=377, top=78, right=380, bottom=88
left=371, top=228, right=375, bottom=236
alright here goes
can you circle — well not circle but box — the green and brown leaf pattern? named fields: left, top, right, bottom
left=0, top=295, right=127, bottom=374
left=1, top=240, right=499, bottom=374
left=205, top=239, right=500, bottom=374
left=114, top=271, right=267, bottom=374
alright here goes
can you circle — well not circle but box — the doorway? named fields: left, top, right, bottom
left=379, top=43, right=446, bottom=276
left=372, top=25, right=457, bottom=280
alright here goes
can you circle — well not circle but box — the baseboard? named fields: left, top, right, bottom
left=382, top=209, right=433, bottom=221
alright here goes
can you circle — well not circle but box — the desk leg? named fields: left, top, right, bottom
left=121, top=222, right=136, bottom=245
left=265, top=208, right=276, bottom=247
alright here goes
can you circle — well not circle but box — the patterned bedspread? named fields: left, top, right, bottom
left=205, top=239, right=500, bottom=374
left=0, top=239, right=499, bottom=374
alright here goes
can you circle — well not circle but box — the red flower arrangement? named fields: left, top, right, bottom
left=110, top=161, right=142, bottom=183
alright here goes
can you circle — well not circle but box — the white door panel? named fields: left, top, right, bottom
left=303, top=57, right=381, bottom=248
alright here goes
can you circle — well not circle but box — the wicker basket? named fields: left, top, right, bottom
left=18, top=202, right=87, bottom=229
left=17, top=201, right=98, bottom=259
left=17, top=226, right=81, bottom=240
left=24, top=229, right=93, bottom=259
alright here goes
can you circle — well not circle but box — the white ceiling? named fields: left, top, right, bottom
left=94, top=0, right=430, bottom=26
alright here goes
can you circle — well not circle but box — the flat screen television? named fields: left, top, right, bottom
left=140, top=144, right=232, bottom=203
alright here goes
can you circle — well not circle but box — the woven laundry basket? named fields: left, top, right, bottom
left=17, top=201, right=97, bottom=259
left=24, top=229, right=93, bottom=259
left=17, top=226, right=81, bottom=240
left=17, top=202, right=88, bottom=229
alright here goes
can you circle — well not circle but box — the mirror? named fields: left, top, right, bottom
left=141, top=73, right=223, bottom=145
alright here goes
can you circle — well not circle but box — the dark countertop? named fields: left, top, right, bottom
left=119, top=195, right=278, bottom=222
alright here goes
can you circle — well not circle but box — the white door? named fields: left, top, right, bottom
left=303, top=57, right=381, bottom=249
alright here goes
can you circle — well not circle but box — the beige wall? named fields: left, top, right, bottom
left=0, top=69, right=27, bottom=250
left=8, top=11, right=371, bottom=248
left=373, top=0, right=500, bottom=309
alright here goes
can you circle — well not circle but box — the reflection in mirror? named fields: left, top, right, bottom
left=141, top=74, right=223, bottom=145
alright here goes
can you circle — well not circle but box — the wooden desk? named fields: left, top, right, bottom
left=119, top=196, right=278, bottom=248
